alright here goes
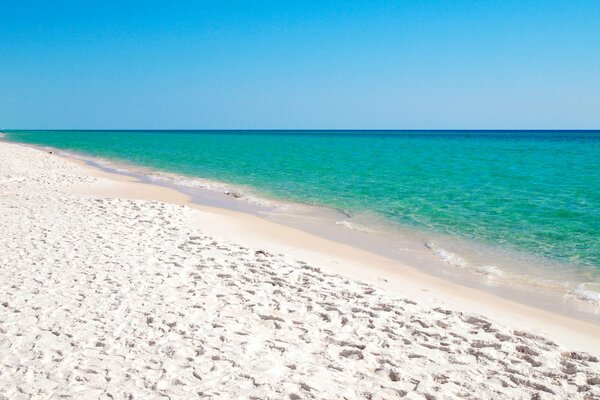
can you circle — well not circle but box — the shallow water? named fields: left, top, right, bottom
left=4, top=130, right=600, bottom=304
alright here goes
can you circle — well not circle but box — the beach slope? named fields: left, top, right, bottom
left=0, top=141, right=598, bottom=399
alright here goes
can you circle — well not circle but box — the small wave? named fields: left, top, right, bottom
left=149, top=173, right=226, bottom=191
left=424, top=241, right=468, bottom=268
left=569, top=283, right=600, bottom=305
left=63, top=150, right=281, bottom=208
left=94, top=159, right=132, bottom=174
left=335, top=219, right=373, bottom=233
left=145, top=172, right=277, bottom=207
left=426, top=242, right=504, bottom=278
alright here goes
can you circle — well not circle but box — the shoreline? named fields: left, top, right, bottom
left=1, top=140, right=599, bottom=398
left=6, top=136, right=600, bottom=325
left=5, top=139, right=599, bottom=351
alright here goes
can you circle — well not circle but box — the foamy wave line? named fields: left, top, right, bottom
left=569, top=283, right=600, bottom=305
left=146, top=172, right=278, bottom=207
left=74, top=153, right=274, bottom=207
left=66, top=153, right=273, bottom=207
left=335, top=219, right=373, bottom=233
left=425, top=241, right=505, bottom=278
left=424, top=241, right=469, bottom=268
left=92, top=158, right=134, bottom=174
left=426, top=241, right=600, bottom=306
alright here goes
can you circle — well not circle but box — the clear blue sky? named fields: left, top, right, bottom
left=1, top=0, right=599, bottom=129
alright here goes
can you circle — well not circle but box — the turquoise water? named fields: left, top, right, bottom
left=5, top=130, right=600, bottom=278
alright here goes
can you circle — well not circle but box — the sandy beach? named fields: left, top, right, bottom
left=1, top=140, right=599, bottom=399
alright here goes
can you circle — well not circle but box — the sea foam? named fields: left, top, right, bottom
left=569, top=283, right=600, bottom=305
left=335, top=219, right=373, bottom=233
left=424, top=241, right=469, bottom=269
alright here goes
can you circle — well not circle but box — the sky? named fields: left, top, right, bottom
left=1, top=0, right=599, bottom=129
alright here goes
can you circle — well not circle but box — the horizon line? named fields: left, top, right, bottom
left=3, top=129, right=600, bottom=132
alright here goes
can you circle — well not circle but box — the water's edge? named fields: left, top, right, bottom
left=4, top=135, right=599, bottom=325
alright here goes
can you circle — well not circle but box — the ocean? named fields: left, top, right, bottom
left=4, top=130, right=600, bottom=305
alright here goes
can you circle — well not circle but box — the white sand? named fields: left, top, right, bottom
left=0, top=141, right=599, bottom=399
